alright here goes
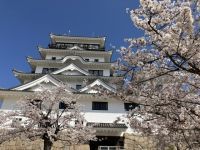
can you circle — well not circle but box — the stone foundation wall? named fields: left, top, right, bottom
left=0, top=138, right=89, bottom=150
left=124, top=133, right=156, bottom=150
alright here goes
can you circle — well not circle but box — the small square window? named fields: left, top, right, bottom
left=52, top=57, right=56, bottom=60
left=88, top=70, right=103, bottom=76
left=94, top=59, right=99, bottom=62
left=59, top=102, right=67, bottom=109
left=92, top=102, right=108, bottom=110
left=76, top=85, right=82, bottom=90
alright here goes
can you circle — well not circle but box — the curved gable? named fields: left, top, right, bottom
left=79, top=79, right=116, bottom=93
left=12, top=75, right=74, bottom=92
left=52, top=63, right=90, bottom=76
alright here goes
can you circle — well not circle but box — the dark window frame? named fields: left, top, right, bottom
left=76, top=85, right=82, bottom=90
left=94, top=59, right=99, bottom=62
left=42, top=68, right=57, bottom=74
left=42, top=68, right=49, bottom=74
left=92, top=102, right=108, bottom=110
left=89, top=70, right=103, bottom=76
left=59, top=102, right=67, bottom=109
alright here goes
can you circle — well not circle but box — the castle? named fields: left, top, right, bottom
left=0, top=34, right=138, bottom=150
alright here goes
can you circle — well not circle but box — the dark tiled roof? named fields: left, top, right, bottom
left=86, top=122, right=127, bottom=129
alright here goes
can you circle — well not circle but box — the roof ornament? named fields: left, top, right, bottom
left=44, top=79, right=50, bottom=83
left=50, top=32, right=54, bottom=38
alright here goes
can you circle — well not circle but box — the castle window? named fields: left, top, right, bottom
left=42, top=68, right=57, bottom=73
left=93, top=45, right=99, bottom=49
left=76, top=85, right=82, bottom=90
left=94, top=59, right=99, bottom=62
left=59, top=102, right=67, bottom=109
left=89, top=70, right=103, bottom=76
left=124, top=103, right=139, bottom=111
left=88, top=44, right=99, bottom=50
left=42, top=68, right=49, bottom=74
left=92, top=102, right=108, bottom=110
left=52, top=57, right=56, bottom=60
left=49, top=68, right=57, bottom=72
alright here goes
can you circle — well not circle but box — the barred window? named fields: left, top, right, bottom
left=92, top=102, right=108, bottom=110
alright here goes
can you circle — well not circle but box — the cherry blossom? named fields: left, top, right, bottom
left=115, top=0, right=200, bottom=149
left=0, top=85, right=95, bottom=150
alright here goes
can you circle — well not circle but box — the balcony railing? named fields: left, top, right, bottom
left=98, top=146, right=124, bottom=150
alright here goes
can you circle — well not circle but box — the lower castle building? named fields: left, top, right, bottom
left=0, top=34, right=138, bottom=150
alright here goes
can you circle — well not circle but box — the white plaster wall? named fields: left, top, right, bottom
left=84, top=112, right=125, bottom=123
left=78, top=98, right=126, bottom=123
left=1, top=98, right=18, bottom=110
left=103, top=69, right=110, bottom=76
left=0, top=95, right=130, bottom=133
left=1, top=96, right=126, bottom=110
left=35, top=66, right=43, bottom=73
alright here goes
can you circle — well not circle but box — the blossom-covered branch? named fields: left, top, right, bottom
left=115, top=0, right=200, bottom=149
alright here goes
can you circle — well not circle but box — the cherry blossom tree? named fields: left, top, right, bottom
left=114, top=0, right=200, bottom=149
left=0, top=85, right=95, bottom=150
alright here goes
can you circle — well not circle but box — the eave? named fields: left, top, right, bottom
left=0, top=89, right=120, bottom=100
left=38, top=47, right=112, bottom=61
left=12, top=70, right=123, bottom=84
left=11, top=74, right=77, bottom=93
left=50, top=34, right=106, bottom=48
left=27, top=57, right=113, bottom=70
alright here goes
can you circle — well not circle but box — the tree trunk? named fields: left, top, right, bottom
left=43, top=137, right=53, bottom=150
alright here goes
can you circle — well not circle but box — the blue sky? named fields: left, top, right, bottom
left=0, top=0, right=141, bottom=88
